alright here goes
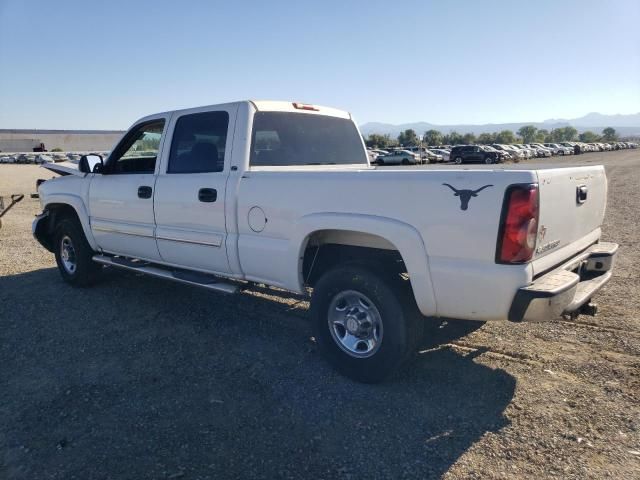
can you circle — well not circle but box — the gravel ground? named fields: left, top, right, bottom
left=1, top=150, right=639, bottom=479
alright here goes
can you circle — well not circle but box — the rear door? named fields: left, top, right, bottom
left=534, top=166, right=607, bottom=265
left=153, top=106, right=237, bottom=274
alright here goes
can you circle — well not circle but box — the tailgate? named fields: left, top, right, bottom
left=533, top=166, right=607, bottom=272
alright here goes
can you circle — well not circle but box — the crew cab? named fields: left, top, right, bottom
left=33, top=100, right=618, bottom=382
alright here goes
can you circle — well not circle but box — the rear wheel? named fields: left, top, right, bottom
left=401, top=159, right=410, bottom=165
left=454, top=156, right=463, bottom=164
left=311, top=265, right=423, bottom=383
left=54, top=217, right=101, bottom=286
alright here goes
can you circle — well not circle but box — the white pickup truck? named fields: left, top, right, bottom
left=33, top=100, right=618, bottom=382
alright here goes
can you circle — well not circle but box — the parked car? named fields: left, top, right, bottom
left=423, top=149, right=444, bottom=163
left=511, top=145, right=534, bottom=159
left=544, top=143, right=573, bottom=155
left=33, top=100, right=618, bottom=383
left=376, top=149, right=420, bottom=165
left=529, top=144, right=553, bottom=157
left=489, top=144, right=514, bottom=161
left=429, top=148, right=450, bottom=162
left=498, top=144, right=526, bottom=160
left=450, top=145, right=503, bottom=164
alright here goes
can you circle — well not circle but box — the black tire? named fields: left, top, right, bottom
left=454, top=156, right=463, bottom=164
left=377, top=159, right=385, bottom=165
left=54, top=217, right=101, bottom=287
left=484, top=156, right=494, bottom=164
left=311, top=265, right=423, bottom=383
left=401, top=158, right=410, bottom=165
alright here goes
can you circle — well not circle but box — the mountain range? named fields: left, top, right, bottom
left=359, top=112, right=640, bottom=137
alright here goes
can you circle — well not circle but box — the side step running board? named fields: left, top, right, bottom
left=92, top=254, right=239, bottom=294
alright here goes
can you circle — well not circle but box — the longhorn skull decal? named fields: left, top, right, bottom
left=442, top=183, right=494, bottom=211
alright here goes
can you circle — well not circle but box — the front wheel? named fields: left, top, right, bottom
left=54, top=217, right=101, bottom=286
left=484, top=156, right=494, bottom=164
left=311, top=266, right=423, bottom=383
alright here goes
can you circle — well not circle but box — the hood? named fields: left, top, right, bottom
left=41, top=161, right=84, bottom=177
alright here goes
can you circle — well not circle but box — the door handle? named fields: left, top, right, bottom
left=138, top=186, right=152, bottom=199
left=198, top=188, right=217, bottom=203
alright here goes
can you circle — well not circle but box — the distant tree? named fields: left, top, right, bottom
left=462, top=133, right=476, bottom=144
left=495, top=130, right=516, bottom=144
left=535, top=129, right=549, bottom=143
left=517, top=125, right=538, bottom=144
left=477, top=132, right=497, bottom=144
left=423, top=129, right=443, bottom=146
left=366, top=133, right=395, bottom=149
left=443, top=131, right=464, bottom=145
left=562, top=126, right=578, bottom=141
left=602, top=127, right=618, bottom=141
left=51, top=147, right=63, bottom=152
left=579, top=131, right=600, bottom=142
left=397, top=129, right=419, bottom=147
left=550, top=126, right=578, bottom=142
left=550, top=128, right=564, bottom=143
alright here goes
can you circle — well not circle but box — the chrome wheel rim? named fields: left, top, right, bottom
left=60, top=235, right=77, bottom=274
left=328, top=290, right=383, bottom=358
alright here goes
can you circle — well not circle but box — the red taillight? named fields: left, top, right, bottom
left=292, top=102, right=319, bottom=111
left=497, top=184, right=539, bottom=264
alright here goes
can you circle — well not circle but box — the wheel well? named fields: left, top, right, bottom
left=301, top=230, right=407, bottom=287
left=35, top=203, right=81, bottom=252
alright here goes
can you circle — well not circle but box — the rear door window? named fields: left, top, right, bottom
left=168, top=111, right=229, bottom=173
left=250, top=112, right=367, bottom=167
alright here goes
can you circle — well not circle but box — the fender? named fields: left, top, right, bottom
left=290, top=212, right=438, bottom=317
left=42, top=193, right=98, bottom=250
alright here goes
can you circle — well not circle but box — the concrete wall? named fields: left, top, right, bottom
left=0, top=129, right=125, bottom=152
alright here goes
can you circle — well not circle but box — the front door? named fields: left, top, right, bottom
left=153, top=107, right=236, bottom=274
left=88, top=117, right=167, bottom=261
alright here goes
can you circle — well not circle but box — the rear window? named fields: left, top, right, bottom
left=168, top=111, right=229, bottom=174
left=250, top=112, right=367, bottom=167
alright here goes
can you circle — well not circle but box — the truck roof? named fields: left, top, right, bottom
left=137, top=100, right=352, bottom=125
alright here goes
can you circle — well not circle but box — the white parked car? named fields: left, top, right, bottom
left=429, top=148, right=450, bottom=162
left=376, top=149, right=420, bottom=165
left=496, top=144, right=525, bottom=160
left=33, top=100, right=618, bottom=382
left=526, top=144, right=552, bottom=158
left=544, top=143, right=573, bottom=155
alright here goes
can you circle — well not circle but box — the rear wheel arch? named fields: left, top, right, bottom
left=293, top=216, right=438, bottom=317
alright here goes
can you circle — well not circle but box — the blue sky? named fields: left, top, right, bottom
left=0, top=0, right=638, bottom=129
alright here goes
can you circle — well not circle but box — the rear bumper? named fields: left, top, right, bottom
left=508, top=242, right=618, bottom=322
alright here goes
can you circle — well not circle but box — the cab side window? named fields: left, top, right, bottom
left=168, top=111, right=229, bottom=173
left=108, top=120, right=165, bottom=174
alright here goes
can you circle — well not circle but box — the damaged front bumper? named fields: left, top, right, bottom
left=508, top=242, right=618, bottom=322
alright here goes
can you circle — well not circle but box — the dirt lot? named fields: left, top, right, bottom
left=1, top=150, right=639, bottom=479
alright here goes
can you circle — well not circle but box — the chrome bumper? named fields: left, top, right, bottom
left=508, top=242, right=618, bottom=322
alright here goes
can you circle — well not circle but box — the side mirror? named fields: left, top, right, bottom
left=79, top=154, right=103, bottom=174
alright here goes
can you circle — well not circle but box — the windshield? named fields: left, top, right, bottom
left=250, top=112, right=367, bottom=166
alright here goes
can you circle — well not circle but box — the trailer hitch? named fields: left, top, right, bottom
left=0, top=194, right=25, bottom=229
